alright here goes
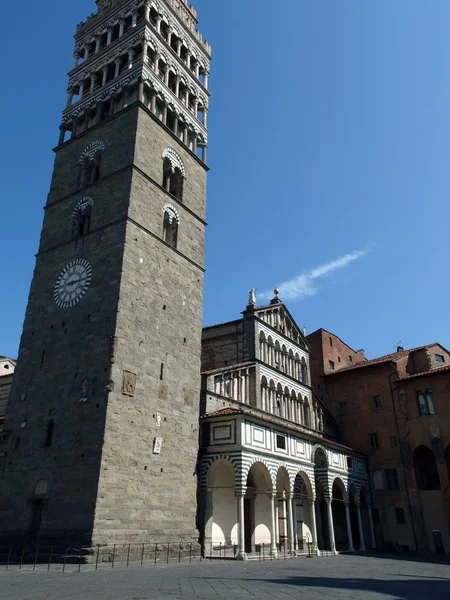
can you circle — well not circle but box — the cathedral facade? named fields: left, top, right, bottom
left=198, top=292, right=373, bottom=558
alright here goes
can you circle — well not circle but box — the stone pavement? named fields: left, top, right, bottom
left=1, top=554, right=450, bottom=600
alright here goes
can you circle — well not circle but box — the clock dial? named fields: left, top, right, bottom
left=54, top=259, right=92, bottom=308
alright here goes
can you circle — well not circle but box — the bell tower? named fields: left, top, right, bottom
left=0, top=0, right=210, bottom=547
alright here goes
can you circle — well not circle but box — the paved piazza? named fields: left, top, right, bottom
left=1, top=555, right=450, bottom=600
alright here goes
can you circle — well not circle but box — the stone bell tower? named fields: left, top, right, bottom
left=0, top=0, right=211, bottom=547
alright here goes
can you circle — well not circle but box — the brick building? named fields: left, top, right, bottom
left=308, top=329, right=450, bottom=555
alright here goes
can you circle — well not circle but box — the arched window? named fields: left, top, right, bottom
left=417, top=390, right=435, bottom=416
left=301, top=357, right=308, bottom=385
left=413, top=445, right=441, bottom=490
left=304, top=398, right=311, bottom=428
left=78, top=141, right=105, bottom=189
left=162, top=204, right=179, bottom=248
left=73, top=197, right=93, bottom=238
left=162, top=148, right=185, bottom=201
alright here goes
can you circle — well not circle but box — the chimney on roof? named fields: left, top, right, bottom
left=397, top=345, right=404, bottom=352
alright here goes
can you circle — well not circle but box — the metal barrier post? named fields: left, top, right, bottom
left=111, top=544, right=116, bottom=569
left=141, top=544, right=145, bottom=566
left=166, top=543, right=170, bottom=564
left=126, top=544, right=131, bottom=568
left=154, top=544, right=158, bottom=566
left=189, top=543, right=193, bottom=563
left=48, top=547, right=53, bottom=572
left=78, top=548, right=82, bottom=572
left=63, top=548, right=68, bottom=572
left=6, top=548, right=11, bottom=570
left=33, top=547, right=39, bottom=571
left=19, top=546, right=25, bottom=570
left=96, top=545, right=100, bottom=570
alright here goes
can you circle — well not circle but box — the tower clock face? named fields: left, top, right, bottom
left=54, top=259, right=92, bottom=308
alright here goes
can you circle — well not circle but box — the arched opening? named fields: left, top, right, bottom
left=304, top=397, right=311, bottom=428
left=413, top=445, right=441, bottom=490
left=245, top=462, right=273, bottom=554
left=293, top=472, right=314, bottom=552
left=445, top=445, right=450, bottom=486
left=29, top=480, right=48, bottom=536
left=162, top=206, right=179, bottom=248
left=80, top=151, right=102, bottom=188
left=301, top=357, right=308, bottom=385
left=313, top=448, right=330, bottom=551
left=162, top=158, right=184, bottom=200
left=332, top=479, right=348, bottom=551
left=205, top=459, right=237, bottom=551
left=75, top=205, right=91, bottom=237
left=349, top=486, right=361, bottom=550
left=276, top=467, right=291, bottom=551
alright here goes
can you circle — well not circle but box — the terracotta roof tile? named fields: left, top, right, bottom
left=396, top=363, right=450, bottom=381
left=327, top=344, right=438, bottom=375
left=203, top=407, right=245, bottom=418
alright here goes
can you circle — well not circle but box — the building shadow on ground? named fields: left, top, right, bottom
left=196, top=575, right=450, bottom=600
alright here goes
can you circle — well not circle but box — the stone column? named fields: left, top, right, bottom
left=79, top=82, right=85, bottom=99
left=326, top=498, right=336, bottom=554
left=114, top=59, right=121, bottom=78
left=107, top=28, right=113, bottom=45
left=142, top=40, right=148, bottom=65
left=151, top=92, right=157, bottom=113
left=119, top=20, right=125, bottom=37
left=246, top=371, right=250, bottom=404
left=195, top=62, right=200, bottom=78
left=292, top=497, right=298, bottom=551
left=193, top=99, right=199, bottom=118
left=109, top=95, right=116, bottom=116
left=203, top=109, right=208, bottom=127
left=175, top=75, right=181, bottom=97
left=204, top=70, right=209, bottom=89
left=164, top=66, right=170, bottom=86
left=167, top=27, right=173, bottom=46
left=122, top=85, right=129, bottom=108
left=66, top=88, right=74, bottom=109
left=138, top=80, right=145, bottom=103
left=356, top=502, right=366, bottom=551
left=177, top=39, right=182, bottom=57
left=154, top=54, right=160, bottom=74
left=102, top=67, right=108, bottom=86
left=236, top=489, right=246, bottom=560
left=58, top=126, right=66, bottom=145
left=156, top=15, right=163, bottom=33
left=128, top=50, right=134, bottom=70
left=84, top=46, right=89, bottom=61
left=144, top=2, right=151, bottom=21
left=132, top=12, right=138, bottom=27
left=287, top=493, right=295, bottom=554
left=95, top=36, right=101, bottom=53
left=270, top=492, right=278, bottom=557
left=368, top=505, right=376, bottom=550
left=90, top=76, right=95, bottom=94
left=73, top=52, right=79, bottom=68
left=344, top=501, right=354, bottom=552
left=186, top=51, right=191, bottom=69
left=310, top=499, right=319, bottom=555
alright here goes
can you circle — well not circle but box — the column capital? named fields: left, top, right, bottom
left=325, top=497, right=333, bottom=506
left=235, top=488, right=246, bottom=498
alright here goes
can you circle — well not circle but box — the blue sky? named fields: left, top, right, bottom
left=1, top=0, right=450, bottom=360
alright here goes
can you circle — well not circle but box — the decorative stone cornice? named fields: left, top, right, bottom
left=76, top=0, right=211, bottom=65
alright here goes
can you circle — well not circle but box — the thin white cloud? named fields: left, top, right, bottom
left=260, top=248, right=369, bottom=302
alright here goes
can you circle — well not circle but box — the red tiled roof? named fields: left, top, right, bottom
left=396, top=363, right=450, bottom=381
left=202, top=407, right=245, bottom=418
left=201, top=361, right=254, bottom=376
left=327, top=344, right=438, bottom=375
left=203, top=319, right=241, bottom=331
